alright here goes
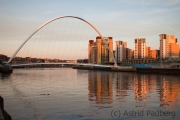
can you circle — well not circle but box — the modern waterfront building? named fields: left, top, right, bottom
left=179, top=48, right=180, bottom=57
left=115, top=41, right=127, bottom=62
left=88, top=40, right=95, bottom=63
left=88, top=37, right=113, bottom=64
left=169, top=43, right=179, bottom=58
left=96, top=36, right=113, bottom=64
left=156, top=50, right=160, bottom=59
left=113, top=50, right=116, bottom=60
left=125, top=48, right=134, bottom=60
left=134, top=38, right=146, bottom=59
left=159, top=34, right=179, bottom=59
left=146, top=46, right=151, bottom=58
left=91, top=45, right=97, bottom=63
left=150, top=50, right=157, bottom=59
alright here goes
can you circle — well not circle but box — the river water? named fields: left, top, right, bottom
left=0, top=68, right=180, bottom=120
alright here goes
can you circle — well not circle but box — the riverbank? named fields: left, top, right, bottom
left=72, top=65, right=180, bottom=75
left=72, top=65, right=136, bottom=72
left=1, top=64, right=180, bottom=75
left=137, top=68, right=180, bottom=75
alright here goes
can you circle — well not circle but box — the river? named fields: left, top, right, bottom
left=0, top=68, right=180, bottom=120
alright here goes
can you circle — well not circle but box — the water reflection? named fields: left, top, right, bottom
left=115, top=72, right=130, bottom=102
left=159, top=76, right=180, bottom=109
left=88, top=71, right=180, bottom=110
left=88, top=71, right=114, bottom=108
left=0, top=73, right=12, bottom=80
left=1, top=69, right=180, bottom=119
left=133, top=75, right=150, bottom=102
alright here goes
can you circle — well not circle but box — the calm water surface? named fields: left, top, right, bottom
left=0, top=68, right=180, bottom=120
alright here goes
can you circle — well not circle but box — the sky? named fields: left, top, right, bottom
left=0, top=0, right=180, bottom=60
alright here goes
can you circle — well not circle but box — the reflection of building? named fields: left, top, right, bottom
left=88, top=71, right=113, bottom=106
left=159, top=76, right=180, bottom=107
left=88, top=71, right=180, bottom=110
left=134, top=38, right=146, bottom=59
left=148, top=76, right=156, bottom=92
left=115, top=73, right=129, bottom=102
left=133, top=75, right=149, bottom=102
left=159, top=34, right=179, bottom=59
left=88, top=37, right=113, bottom=64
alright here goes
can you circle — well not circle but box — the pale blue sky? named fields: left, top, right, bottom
left=0, top=0, right=180, bottom=59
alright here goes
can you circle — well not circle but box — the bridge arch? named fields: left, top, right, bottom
left=7, top=15, right=117, bottom=66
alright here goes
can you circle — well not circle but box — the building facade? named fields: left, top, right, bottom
left=115, top=41, right=127, bottom=62
left=169, top=43, right=179, bottom=58
left=159, top=34, right=179, bottom=59
left=88, top=40, right=95, bottom=63
left=125, top=48, right=134, bottom=60
left=146, top=46, right=151, bottom=58
left=134, top=38, right=146, bottom=59
left=150, top=50, right=157, bottom=59
left=88, top=37, right=113, bottom=64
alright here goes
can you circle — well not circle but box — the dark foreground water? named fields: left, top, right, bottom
left=0, top=68, right=180, bottom=120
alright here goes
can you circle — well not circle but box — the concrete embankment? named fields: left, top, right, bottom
left=136, top=68, right=180, bottom=75
left=72, top=65, right=136, bottom=72
left=73, top=65, right=180, bottom=75
left=111, top=66, right=136, bottom=72
left=0, top=96, right=12, bottom=120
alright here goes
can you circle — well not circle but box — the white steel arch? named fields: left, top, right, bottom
left=7, top=15, right=117, bottom=66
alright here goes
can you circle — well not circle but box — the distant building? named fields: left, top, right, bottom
left=77, top=59, right=88, bottom=63
left=134, top=38, right=146, bottom=59
left=125, top=48, right=134, bottom=60
left=88, top=40, right=95, bottom=63
left=159, top=34, right=179, bottom=59
left=0, top=54, right=9, bottom=61
left=146, top=46, right=151, bottom=58
left=113, top=50, right=116, bottom=60
left=88, top=36, right=113, bottom=64
left=115, top=41, right=127, bottom=62
left=96, top=36, right=113, bottom=64
left=91, top=45, right=97, bottom=63
left=131, top=50, right=134, bottom=59
left=179, top=47, right=180, bottom=57
left=156, top=50, right=160, bottom=59
left=169, top=43, right=179, bottom=58
left=150, top=50, right=157, bottom=59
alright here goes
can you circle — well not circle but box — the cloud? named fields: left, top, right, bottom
left=166, top=0, right=180, bottom=5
